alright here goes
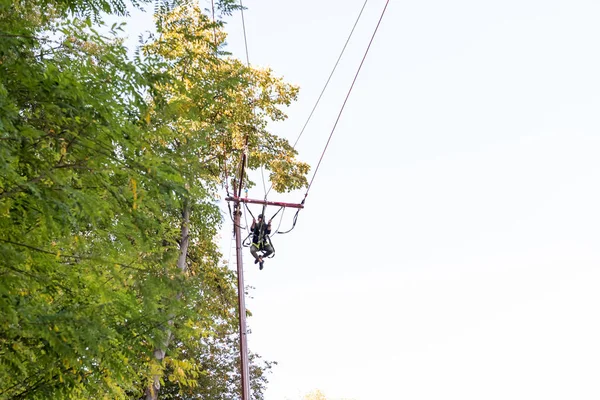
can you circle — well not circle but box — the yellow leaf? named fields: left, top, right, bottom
left=130, top=178, right=138, bottom=210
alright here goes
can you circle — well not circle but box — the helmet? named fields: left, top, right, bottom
left=258, top=214, right=264, bottom=219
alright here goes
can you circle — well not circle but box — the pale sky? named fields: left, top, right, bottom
left=120, top=1, right=600, bottom=398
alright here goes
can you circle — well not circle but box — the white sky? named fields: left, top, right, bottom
left=120, top=1, right=600, bottom=398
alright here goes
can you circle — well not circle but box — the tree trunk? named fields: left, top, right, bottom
left=145, top=201, right=190, bottom=400
left=176, top=202, right=191, bottom=273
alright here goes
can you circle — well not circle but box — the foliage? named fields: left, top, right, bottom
left=303, top=390, right=328, bottom=400
left=158, top=252, right=275, bottom=399
left=0, top=0, right=308, bottom=398
left=143, top=1, right=309, bottom=195
left=1, top=5, right=163, bottom=399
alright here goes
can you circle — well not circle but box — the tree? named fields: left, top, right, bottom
left=157, top=251, right=275, bottom=399
left=139, top=2, right=308, bottom=398
left=0, top=2, right=172, bottom=398
left=0, top=0, right=308, bottom=398
left=304, top=390, right=328, bottom=400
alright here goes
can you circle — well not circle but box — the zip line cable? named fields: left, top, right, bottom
left=211, top=0, right=217, bottom=46
left=233, top=0, right=389, bottom=238
left=212, top=2, right=239, bottom=228
left=235, top=0, right=250, bottom=201
left=292, top=0, right=368, bottom=150
left=238, top=0, right=268, bottom=198
left=264, top=0, right=369, bottom=198
left=244, top=0, right=389, bottom=235
left=212, top=4, right=239, bottom=232
left=305, top=0, right=390, bottom=198
left=239, top=0, right=250, bottom=66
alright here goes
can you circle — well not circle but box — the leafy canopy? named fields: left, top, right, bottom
left=0, top=0, right=307, bottom=398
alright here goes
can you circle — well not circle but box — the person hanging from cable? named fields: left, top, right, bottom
left=250, top=214, right=273, bottom=270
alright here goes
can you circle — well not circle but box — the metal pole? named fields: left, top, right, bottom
left=226, top=196, right=305, bottom=209
left=233, top=202, right=251, bottom=400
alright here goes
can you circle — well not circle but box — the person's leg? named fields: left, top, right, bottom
left=262, top=244, right=274, bottom=258
left=258, top=244, right=273, bottom=269
left=250, top=245, right=261, bottom=263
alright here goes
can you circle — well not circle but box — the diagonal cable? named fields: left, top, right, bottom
left=265, top=0, right=369, bottom=197
left=305, top=0, right=391, bottom=197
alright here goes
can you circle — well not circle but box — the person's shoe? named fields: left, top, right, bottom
left=254, top=258, right=259, bottom=264
left=259, top=260, right=264, bottom=270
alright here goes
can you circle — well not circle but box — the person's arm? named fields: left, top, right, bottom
left=251, top=219, right=256, bottom=230
left=265, top=220, right=272, bottom=235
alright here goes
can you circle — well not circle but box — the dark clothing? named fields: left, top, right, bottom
left=251, top=221, right=271, bottom=247
left=250, top=220, right=273, bottom=261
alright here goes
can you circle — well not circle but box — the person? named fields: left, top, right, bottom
left=250, top=214, right=273, bottom=270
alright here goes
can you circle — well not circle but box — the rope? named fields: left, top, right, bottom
left=243, top=202, right=255, bottom=220
left=305, top=0, right=390, bottom=199
left=239, top=0, right=250, bottom=66
left=277, top=207, right=301, bottom=235
left=260, top=203, right=267, bottom=224
left=260, top=166, right=267, bottom=198
left=232, top=0, right=390, bottom=239
left=229, top=0, right=252, bottom=201
left=228, top=204, right=246, bottom=231
left=292, top=0, right=368, bottom=150
left=272, top=207, right=286, bottom=235
left=265, top=0, right=369, bottom=198
left=268, top=206, right=284, bottom=223
left=243, top=201, right=250, bottom=233
left=238, top=0, right=270, bottom=201
left=223, top=154, right=231, bottom=197
left=235, top=152, right=246, bottom=198
left=211, top=0, right=217, bottom=47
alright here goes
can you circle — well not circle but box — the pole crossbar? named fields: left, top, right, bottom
left=226, top=196, right=304, bottom=209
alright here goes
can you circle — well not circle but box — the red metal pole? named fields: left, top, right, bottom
left=226, top=196, right=305, bottom=209
left=233, top=202, right=251, bottom=400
